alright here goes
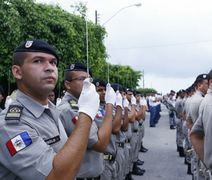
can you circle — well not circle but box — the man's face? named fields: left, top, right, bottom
left=96, top=86, right=106, bottom=103
left=126, top=91, right=133, bottom=102
left=199, top=80, right=208, bottom=94
left=135, top=94, right=141, bottom=102
left=150, top=93, right=155, bottom=97
left=67, top=71, right=88, bottom=99
left=13, top=52, right=58, bottom=96
left=0, top=93, right=4, bottom=104
left=48, top=91, right=55, bottom=103
left=180, top=92, right=185, bottom=98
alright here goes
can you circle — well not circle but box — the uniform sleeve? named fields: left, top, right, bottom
left=87, top=121, right=99, bottom=148
left=0, top=123, right=56, bottom=180
left=192, top=114, right=205, bottom=136
left=59, top=108, right=78, bottom=137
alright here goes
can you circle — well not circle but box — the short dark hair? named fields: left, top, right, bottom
left=64, top=71, right=73, bottom=82
left=12, top=52, right=29, bottom=67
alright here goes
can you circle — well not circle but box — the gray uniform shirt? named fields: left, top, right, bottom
left=124, top=103, right=133, bottom=140
left=0, top=90, right=68, bottom=180
left=187, top=90, right=204, bottom=123
left=192, top=89, right=212, bottom=170
left=115, top=105, right=127, bottom=142
left=167, top=97, right=175, bottom=112
left=175, top=97, right=184, bottom=119
left=95, top=103, right=117, bottom=155
left=57, top=92, right=103, bottom=178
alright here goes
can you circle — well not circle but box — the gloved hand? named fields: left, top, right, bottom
left=140, top=99, right=145, bottom=106
left=115, top=91, right=122, bottom=107
left=131, top=95, right=136, bottom=105
left=123, top=96, right=129, bottom=108
left=56, top=98, right=61, bottom=107
left=5, top=96, right=13, bottom=109
left=105, top=83, right=116, bottom=105
left=78, top=78, right=100, bottom=120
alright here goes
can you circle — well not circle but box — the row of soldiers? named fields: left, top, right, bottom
left=164, top=72, right=211, bottom=180
left=0, top=39, right=149, bottom=180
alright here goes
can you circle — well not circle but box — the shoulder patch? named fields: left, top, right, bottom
left=96, top=110, right=104, bottom=118
left=5, top=105, right=23, bottom=121
left=68, top=99, right=78, bottom=109
left=6, top=132, right=32, bottom=156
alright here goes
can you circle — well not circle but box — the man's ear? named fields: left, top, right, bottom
left=65, top=80, right=71, bottom=90
left=12, top=65, right=22, bottom=80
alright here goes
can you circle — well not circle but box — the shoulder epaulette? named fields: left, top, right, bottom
left=5, top=105, right=23, bottom=124
left=68, top=99, right=78, bottom=109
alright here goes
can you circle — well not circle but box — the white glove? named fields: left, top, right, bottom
left=56, top=98, right=61, bottom=107
left=140, top=99, right=145, bottom=106
left=105, top=83, right=116, bottom=105
left=78, top=78, right=100, bottom=121
left=131, top=95, right=136, bottom=105
left=115, top=91, right=122, bottom=107
left=5, top=96, right=13, bottom=109
left=123, top=96, right=129, bottom=108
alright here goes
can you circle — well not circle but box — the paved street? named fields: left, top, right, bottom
left=132, top=104, right=192, bottom=180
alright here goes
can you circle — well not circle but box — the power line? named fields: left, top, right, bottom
left=108, top=40, right=212, bottom=50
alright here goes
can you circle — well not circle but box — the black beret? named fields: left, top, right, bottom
left=93, top=78, right=106, bottom=87
left=111, top=83, right=123, bottom=92
left=65, top=62, right=93, bottom=77
left=0, top=85, right=5, bottom=97
left=126, top=88, right=133, bottom=93
left=14, top=39, right=60, bottom=66
left=133, top=90, right=141, bottom=96
left=150, top=91, right=155, bottom=93
left=178, top=89, right=185, bottom=94
left=120, top=85, right=126, bottom=93
left=170, top=90, right=175, bottom=93
left=195, top=74, right=208, bottom=83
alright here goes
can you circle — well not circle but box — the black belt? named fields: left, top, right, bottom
left=117, top=142, right=125, bottom=148
left=124, top=139, right=132, bottom=143
left=104, top=153, right=116, bottom=163
left=132, top=129, right=138, bottom=133
left=76, top=176, right=101, bottom=180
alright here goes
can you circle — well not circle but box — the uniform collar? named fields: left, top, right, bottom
left=207, top=88, right=212, bottom=95
left=63, top=91, right=78, bottom=103
left=196, top=90, right=205, bottom=97
left=16, top=90, right=55, bottom=118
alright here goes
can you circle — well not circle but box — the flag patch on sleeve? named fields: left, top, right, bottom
left=6, top=132, right=32, bottom=156
left=96, top=110, right=104, bottom=118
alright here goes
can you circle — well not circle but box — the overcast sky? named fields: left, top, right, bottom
left=36, top=0, right=212, bottom=94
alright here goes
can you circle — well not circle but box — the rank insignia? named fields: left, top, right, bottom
left=96, top=82, right=100, bottom=86
left=5, top=105, right=23, bottom=121
left=25, top=41, right=33, bottom=48
left=68, top=99, right=78, bottom=109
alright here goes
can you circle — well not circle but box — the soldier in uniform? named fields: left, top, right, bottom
left=57, top=65, right=116, bottom=180
left=139, top=95, right=149, bottom=153
left=0, top=39, right=100, bottom=180
left=48, top=90, right=55, bottom=104
left=111, top=83, right=128, bottom=180
left=92, top=79, right=118, bottom=180
left=175, top=89, right=186, bottom=157
left=149, top=91, right=158, bottom=127
left=0, top=85, right=5, bottom=113
left=131, top=90, right=146, bottom=176
left=167, top=93, right=176, bottom=129
left=190, top=70, right=212, bottom=179
left=187, top=74, right=208, bottom=180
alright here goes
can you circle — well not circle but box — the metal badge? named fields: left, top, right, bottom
left=96, top=82, right=100, bottom=86
left=25, top=41, right=33, bottom=48
left=70, top=64, right=75, bottom=70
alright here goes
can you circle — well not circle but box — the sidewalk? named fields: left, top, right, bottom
left=132, top=104, right=191, bottom=180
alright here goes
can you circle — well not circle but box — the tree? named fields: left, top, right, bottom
left=136, top=88, right=157, bottom=96
left=0, top=0, right=143, bottom=97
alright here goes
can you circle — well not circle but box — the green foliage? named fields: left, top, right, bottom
left=137, top=88, right=157, bottom=96
left=0, top=0, right=142, bottom=96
